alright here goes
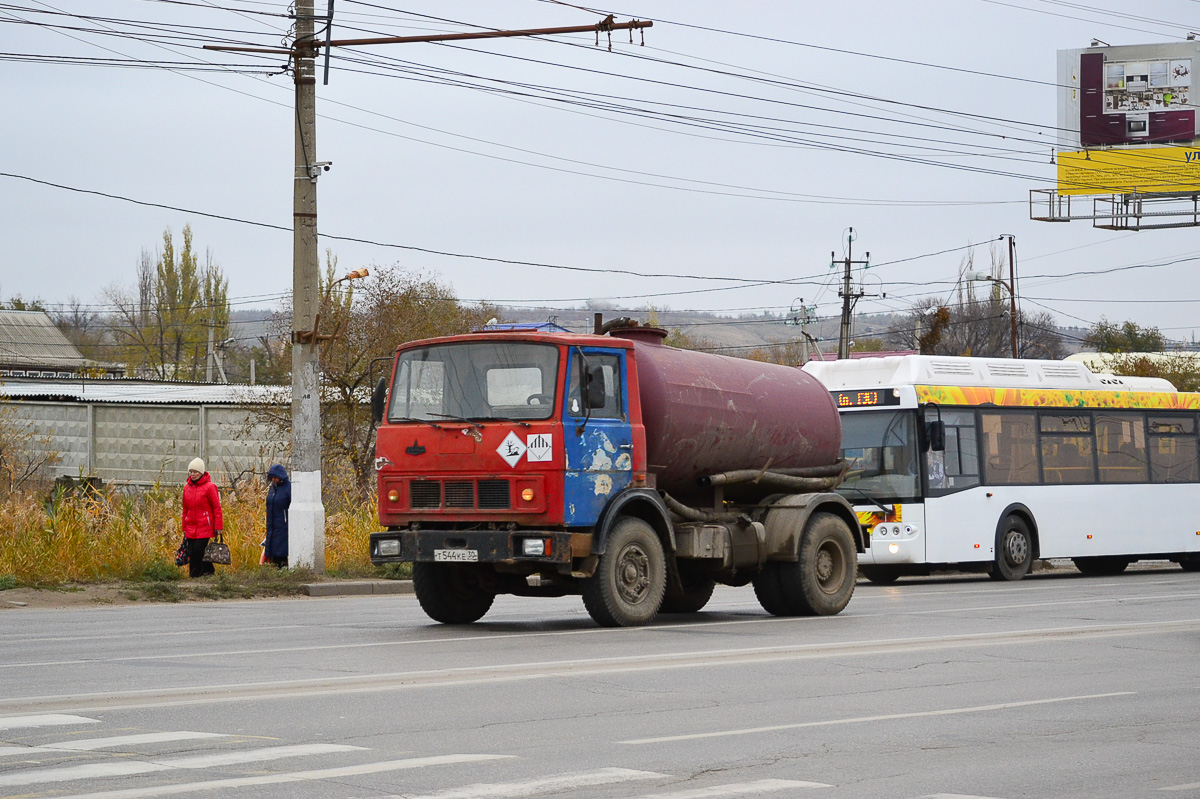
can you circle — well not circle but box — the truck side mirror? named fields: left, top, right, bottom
left=372, top=377, right=388, bottom=424
left=926, top=420, right=946, bottom=452
left=584, top=364, right=607, bottom=410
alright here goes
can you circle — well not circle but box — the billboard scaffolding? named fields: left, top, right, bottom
left=1034, top=41, right=1200, bottom=228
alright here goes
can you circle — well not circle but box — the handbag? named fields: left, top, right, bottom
left=202, top=532, right=232, bottom=565
left=174, top=538, right=190, bottom=567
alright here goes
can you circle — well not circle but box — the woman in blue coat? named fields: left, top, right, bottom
left=264, top=464, right=291, bottom=567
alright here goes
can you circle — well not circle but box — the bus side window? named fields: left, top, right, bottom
left=1096, top=413, right=1149, bottom=483
left=982, top=411, right=1038, bottom=485
left=1040, top=413, right=1096, bottom=485
left=1148, top=415, right=1199, bottom=483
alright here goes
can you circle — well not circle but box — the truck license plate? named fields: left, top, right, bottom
left=434, top=549, right=478, bottom=562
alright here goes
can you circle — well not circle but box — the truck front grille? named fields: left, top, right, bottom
left=405, top=478, right=512, bottom=511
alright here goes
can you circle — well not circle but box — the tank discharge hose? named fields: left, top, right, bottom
left=662, top=493, right=742, bottom=524
left=698, top=460, right=851, bottom=492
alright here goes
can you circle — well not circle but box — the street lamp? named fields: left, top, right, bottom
left=966, top=268, right=1018, bottom=358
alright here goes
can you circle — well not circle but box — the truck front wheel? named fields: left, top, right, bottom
left=412, top=562, right=496, bottom=624
left=779, top=512, right=857, bottom=616
left=583, top=517, right=666, bottom=627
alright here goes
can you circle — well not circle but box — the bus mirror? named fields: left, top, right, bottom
left=926, top=420, right=946, bottom=452
left=585, top=364, right=607, bottom=409
left=372, top=377, right=388, bottom=424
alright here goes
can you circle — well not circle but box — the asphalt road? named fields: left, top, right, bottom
left=2, top=564, right=1198, bottom=799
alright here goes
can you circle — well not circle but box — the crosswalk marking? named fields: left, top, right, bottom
left=391, top=768, right=668, bottom=798
left=0, top=743, right=362, bottom=787
left=633, top=779, right=832, bottom=798
left=0, top=714, right=98, bottom=730
left=47, top=754, right=515, bottom=799
left=0, top=731, right=228, bottom=757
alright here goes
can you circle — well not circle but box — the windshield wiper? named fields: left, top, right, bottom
left=391, top=416, right=443, bottom=430
left=428, top=412, right=485, bottom=431
left=842, top=485, right=893, bottom=513
left=482, top=415, right=532, bottom=428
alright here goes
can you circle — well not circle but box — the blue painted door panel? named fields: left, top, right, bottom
left=562, top=348, right=633, bottom=526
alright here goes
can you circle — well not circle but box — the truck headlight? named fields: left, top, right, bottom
left=377, top=539, right=400, bottom=557
left=521, top=538, right=549, bottom=557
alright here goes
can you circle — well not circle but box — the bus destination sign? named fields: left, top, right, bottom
left=834, top=389, right=901, bottom=408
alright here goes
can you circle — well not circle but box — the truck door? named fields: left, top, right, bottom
left=563, top=348, right=633, bottom=526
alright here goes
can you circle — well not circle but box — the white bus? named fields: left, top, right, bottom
left=802, top=355, right=1200, bottom=582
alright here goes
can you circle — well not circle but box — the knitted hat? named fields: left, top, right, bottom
left=188, top=457, right=205, bottom=473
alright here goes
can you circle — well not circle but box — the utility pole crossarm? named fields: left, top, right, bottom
left=325, top=19, right=651, bottom=49
left=204, top=18, right=652, bottom=54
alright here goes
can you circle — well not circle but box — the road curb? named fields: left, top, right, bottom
left=301, top=580, right=414, bottom=597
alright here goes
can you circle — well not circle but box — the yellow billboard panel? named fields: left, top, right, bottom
left=1057, top=147, right=1200, bottom=195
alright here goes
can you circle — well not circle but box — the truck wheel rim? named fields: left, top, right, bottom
left=815, top=542, right=844, bottom=594
left=616, top=544, right=651, bottom=604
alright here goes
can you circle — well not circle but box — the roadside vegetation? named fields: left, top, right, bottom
left=0, top=478, right=406, bottom=599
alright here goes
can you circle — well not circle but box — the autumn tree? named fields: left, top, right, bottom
left=107, top=225, right=230, bottom=379
left=887, top=245, right=1063, bottom=359
left=1084, top=318, right=1165, bottom=353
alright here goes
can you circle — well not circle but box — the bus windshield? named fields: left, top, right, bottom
left=838, top=410, right=921, bottom=503
left=388, top=341, right=560, bottom=423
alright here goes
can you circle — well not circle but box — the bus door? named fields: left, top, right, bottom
left=563, top=347, right=633, bottom=526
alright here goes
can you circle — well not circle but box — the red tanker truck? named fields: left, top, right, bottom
left=369, top=320, right=863, bottom=627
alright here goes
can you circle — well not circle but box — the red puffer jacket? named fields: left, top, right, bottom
left=182, top=472, right=223, bottom=539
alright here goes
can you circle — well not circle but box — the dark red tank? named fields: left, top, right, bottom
left=611, top=328, right=841, bottom=495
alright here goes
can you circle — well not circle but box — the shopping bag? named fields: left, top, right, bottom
left=202, top=532, right=232, bottom=565
left=174, top=538, right=190, bottom=567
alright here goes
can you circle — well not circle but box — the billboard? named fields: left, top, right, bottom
left=1057, top=41, right=1200, bottom=195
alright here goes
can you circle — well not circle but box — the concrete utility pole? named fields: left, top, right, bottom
left=290, top=0, right=324, bottom=571
left=208, top=10, right=652, bottom=574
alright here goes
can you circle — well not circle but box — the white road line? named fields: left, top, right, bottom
left=391, top=768, right=667, bottom=798
left=0, top=743, right=362, bottom=787
left=634, top=778, right=831, bottom=797
left=0, top=731, right=229, bottom=757
left=7, top=619, right=1186, bottom=718
left=923, top=794, right=1007, bottom=798
left=620, top=692, right=1136, bottom=744
left=1159, top=783, right=1200, bottom=792
left=47, top=754, right=514, bottom=799
left=0, top=714, right=98, bottom=730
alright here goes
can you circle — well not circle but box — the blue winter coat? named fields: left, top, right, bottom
left=265, top=464, right=291, bottom=559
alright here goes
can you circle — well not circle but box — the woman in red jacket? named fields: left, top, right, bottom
left=182, top=457, right=223, bottom=578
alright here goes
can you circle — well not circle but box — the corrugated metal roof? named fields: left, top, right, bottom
left=0, top=310, right=94, bottom=368
left=0, top=379, right=288, bottom=405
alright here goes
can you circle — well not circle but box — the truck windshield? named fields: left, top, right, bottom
left=837, top=410, right=921, bottom=503
left=388, top=341, right=560, bottom=423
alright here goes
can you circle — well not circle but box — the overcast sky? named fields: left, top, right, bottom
left=5, top=1, right=1200, bottom=349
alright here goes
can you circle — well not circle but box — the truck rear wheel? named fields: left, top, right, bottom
left=660, top=565, right=716, bottom=614
left=779, top=512, right=857, bottom=616
left=752, top=563, right=793, bottom=616
left=412, top=562, right=496, bottom=624
left=582, top=517, right=666, bottom=627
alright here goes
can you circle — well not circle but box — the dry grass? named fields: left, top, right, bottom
left=0, top=480, right=385, bottom=588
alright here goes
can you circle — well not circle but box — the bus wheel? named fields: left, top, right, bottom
left=991, top=516, right=1033, bottom=581
left=660, top=566, right=716, bottom=614
left=859, top=565, right=901, bottom=584
left=1073, top=556, right=1130, bottom=576
left=779, top=512, right=857, bottom=616
left=412, top=562, right=496, bottom=624
left=582, top=517, right=666, bottom=627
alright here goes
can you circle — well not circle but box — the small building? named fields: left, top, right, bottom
left=0, top=309, right=124, bottom=378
